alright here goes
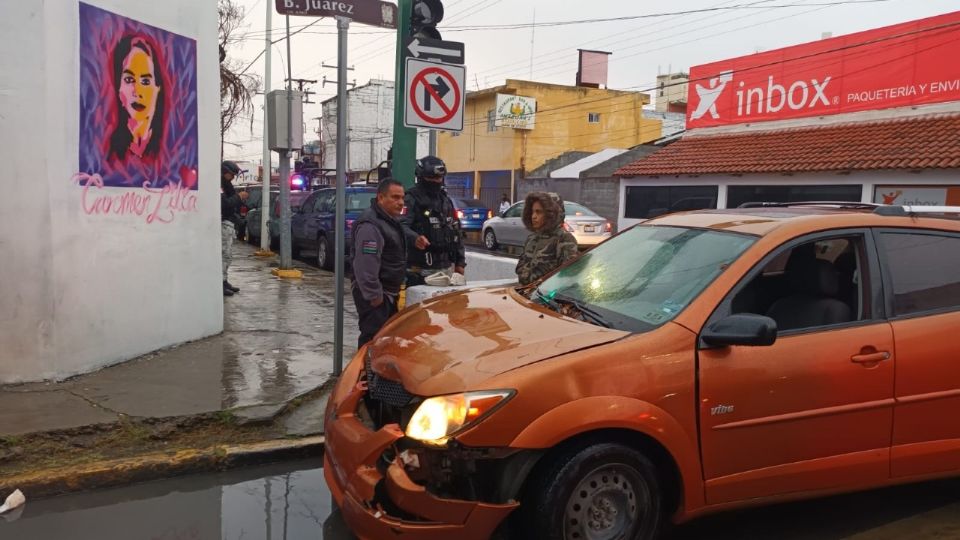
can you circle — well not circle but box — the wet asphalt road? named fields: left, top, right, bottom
left=3, top=458, right=958, bottom=540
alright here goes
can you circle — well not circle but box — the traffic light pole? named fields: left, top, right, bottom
left=391, top=0, right=417, bottom=187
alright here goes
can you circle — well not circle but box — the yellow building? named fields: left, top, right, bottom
left=438, top=79, right=662, bottom=209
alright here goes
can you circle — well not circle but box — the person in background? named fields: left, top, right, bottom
left=221, top=161, right=246, bottom=297
left=516, top=192, right=578, bottom=286
left=499, top=193, right=512, bottom=215
left=401, top=156, right=466, bottom=285
left=351, top=179, right=409, bottom=347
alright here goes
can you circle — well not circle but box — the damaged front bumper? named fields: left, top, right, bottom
left=323, top=363, right=519, bottom=540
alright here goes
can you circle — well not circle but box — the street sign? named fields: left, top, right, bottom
left=275, top=0, right=398, bottom=29
left=404, top=58, right=465, bottom=131
left=404, top=37, right=465, bottom=64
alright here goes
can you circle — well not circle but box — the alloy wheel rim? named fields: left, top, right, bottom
left=318, top=238, right=327, bottom=266
left=563, top=464, right=647, bottom=540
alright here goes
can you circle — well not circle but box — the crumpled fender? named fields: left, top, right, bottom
left=508, top=395, right=706, bottom=516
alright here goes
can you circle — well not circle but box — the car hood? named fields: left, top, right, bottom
left=366, top=288, right=628, bottom=397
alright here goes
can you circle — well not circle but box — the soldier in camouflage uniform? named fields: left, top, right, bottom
left=516, top=192, right=578, bottom=286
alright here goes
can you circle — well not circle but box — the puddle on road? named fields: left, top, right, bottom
left=0, top=459, right=355, bottom=540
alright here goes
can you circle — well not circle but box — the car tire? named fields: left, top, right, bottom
left=317, top=236, right=333, bottom=271
left=484, top=229, right=499, bottom=250
left=519, top=442, right=663, bottom=540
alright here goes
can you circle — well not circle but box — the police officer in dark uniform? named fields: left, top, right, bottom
left=351, top=178, right=408, bottom=347
left=402, top=156, right=466, bottom=285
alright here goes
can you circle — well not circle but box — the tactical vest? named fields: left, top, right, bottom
left=353, top=204, right=408, bottom=293
left=406, top=186, right=460, bottom=268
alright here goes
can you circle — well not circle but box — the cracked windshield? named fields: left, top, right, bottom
left=537, top=226, right=756, bottom=331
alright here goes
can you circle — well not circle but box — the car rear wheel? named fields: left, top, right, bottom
left=317, top=236, right=333, bottom=271
left=520, top=442, right=663, bottom=540
left=484, top=229, right=499, bottom=250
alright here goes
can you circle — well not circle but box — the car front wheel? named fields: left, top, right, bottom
left=484, top=229, right=499, bottom=250
left=317, top=236, right=333, bottom=271
left=520, top=442, right=663, bottom=540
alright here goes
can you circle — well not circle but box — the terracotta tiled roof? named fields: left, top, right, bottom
left=616, top=113, right=960, bottom=176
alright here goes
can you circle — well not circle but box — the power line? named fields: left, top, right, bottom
left=455, top=19, right=960, bottom=131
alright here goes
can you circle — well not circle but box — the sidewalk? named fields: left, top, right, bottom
left=0, top=244, right=358, bottom=492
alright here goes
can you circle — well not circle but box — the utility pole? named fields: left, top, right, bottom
left=273, top=14, right=300, bottom=276
left=258, top=0, right=273, bottom=256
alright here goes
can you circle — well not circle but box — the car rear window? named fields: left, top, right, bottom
left=348, top=192, right=376, bottom=211
left=565, top=203, right=598, bottom=217
left=456, top=198, right=485, bottom=208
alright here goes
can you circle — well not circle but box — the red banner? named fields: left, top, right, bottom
left=687, top=11, right=960, bottom=129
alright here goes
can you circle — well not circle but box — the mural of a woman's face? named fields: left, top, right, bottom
left=118, top=44, right=160, bottom=126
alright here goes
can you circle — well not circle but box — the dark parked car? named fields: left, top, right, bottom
left=451, top=197, right=492, bottom=231
left=238, top=186, right=269, bottom=241
left=290, top=187, right=378, bottom=271
left=246, top=191, right=310, bottom=248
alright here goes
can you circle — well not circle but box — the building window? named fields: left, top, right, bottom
left=726, top=185, right=862, bottom=209
left=659, top=82, right=665, bottom=97
left=624, top=186, right=718, bottom=219
left=588, top=113, right=601, bottom=124
left=880, top=232, right=960, bottom=316
left=487, top=110, right=498, bottom=132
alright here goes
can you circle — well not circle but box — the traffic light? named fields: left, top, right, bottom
left=411, top=0, right=444, bottom=40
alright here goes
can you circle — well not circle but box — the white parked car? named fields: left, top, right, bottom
left=483, top=201, right=612, bottom=250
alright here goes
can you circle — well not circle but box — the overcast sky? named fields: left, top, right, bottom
left=222, top=0, right=960, bottom=165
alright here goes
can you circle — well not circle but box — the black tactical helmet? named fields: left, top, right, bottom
left=221, top=160, right=241, bottom=177
left=415, top=156, right=447, bottom=180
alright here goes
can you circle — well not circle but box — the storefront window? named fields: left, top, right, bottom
left=873, top=186, right=960, bottom=206
left=727, top=185, right=862, bottom=208
left=624, top=186, right=718, bottom=219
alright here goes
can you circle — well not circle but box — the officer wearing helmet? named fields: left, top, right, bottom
left=401, top=156, right=466, bottom=285
left=221, top=160, right=246, bottom=297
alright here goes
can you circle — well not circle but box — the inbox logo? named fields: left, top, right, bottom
left=691, top=71, right=734, bottom=120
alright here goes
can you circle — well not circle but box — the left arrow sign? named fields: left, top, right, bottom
left=404, top=37, right=465, bottom=64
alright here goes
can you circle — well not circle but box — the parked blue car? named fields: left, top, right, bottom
left=451, top=197, right=492, bottom=231
left=291, top=186, right=378, bottom=271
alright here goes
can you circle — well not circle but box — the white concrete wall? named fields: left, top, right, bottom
left=618, top=169, right=960, bottom=230
left=0, top=0, right=222, bottom=383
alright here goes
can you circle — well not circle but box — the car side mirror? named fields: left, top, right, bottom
left=701, top=314, right=777, bottom=347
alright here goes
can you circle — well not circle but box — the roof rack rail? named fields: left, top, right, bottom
left=738, top=201, right=882, bottom=210
left=874, top=205, right=960, bottom=217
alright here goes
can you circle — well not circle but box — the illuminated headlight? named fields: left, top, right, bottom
left=406, top=391, right=514, bottom=444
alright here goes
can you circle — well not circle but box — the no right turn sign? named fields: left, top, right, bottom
left=404, top=58, right=465, bottom=132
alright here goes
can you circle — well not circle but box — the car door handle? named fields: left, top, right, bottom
left=851, top=351, right=891, bottom=364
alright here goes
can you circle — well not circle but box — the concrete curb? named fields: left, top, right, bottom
left=0, top=436, right=324, bottom=500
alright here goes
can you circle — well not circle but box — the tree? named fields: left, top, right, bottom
left=219, top=0, right=261, bottom=158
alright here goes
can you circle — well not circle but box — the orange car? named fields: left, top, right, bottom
left=323, top=203, right=960, bottom=540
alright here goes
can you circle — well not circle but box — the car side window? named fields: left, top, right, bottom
left=301, top=193, right=320, bottom=214
left=505, top=204, right=524, bottom=218
left=728, top=235, right=870, bottom=333
left=879, top=231, right=960, bottom=317
left=316, top=191, right=334, bottom=213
